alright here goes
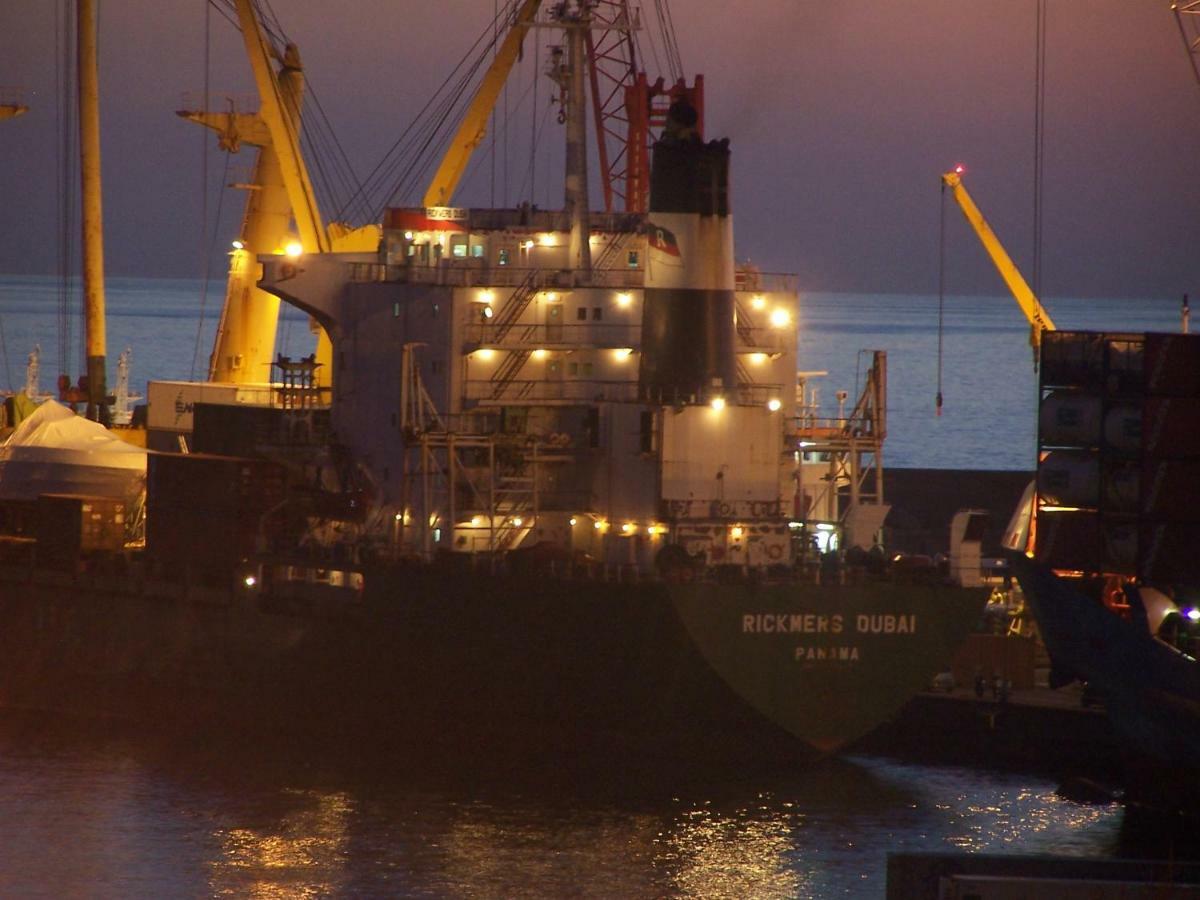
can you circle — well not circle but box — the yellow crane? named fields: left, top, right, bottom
left=942, top=168, right=1056, bottom=358
left=422, top=0, right=543, bottom=208
left=183, top=0, right=378, bottom=387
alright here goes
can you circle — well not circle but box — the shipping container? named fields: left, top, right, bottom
left=34, top=494, right=125, bottom=569
left=1144, top=333, right=1200, bottom=397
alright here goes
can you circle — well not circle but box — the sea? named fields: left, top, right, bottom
left=0, top=275, right=1191, bottom=897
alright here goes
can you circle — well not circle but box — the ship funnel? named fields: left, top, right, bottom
left=638, top=100, right=737, bottom=405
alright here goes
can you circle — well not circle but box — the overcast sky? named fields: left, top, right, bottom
left=1, top=1, right=1198, bottom=300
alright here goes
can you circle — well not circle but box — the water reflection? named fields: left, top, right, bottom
left=208, top=789, right=354, bottom=899
left=0, top=717, right=1136, bottom=897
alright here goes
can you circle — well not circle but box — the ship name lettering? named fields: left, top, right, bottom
left=855, top=614, right=916, bottom=634
left=741, top=613, right=843, bottom=634
left=794, top=645, right=859, bottom=662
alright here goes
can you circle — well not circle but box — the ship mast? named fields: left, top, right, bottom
left=547, top=1, right=592, bottom=273
left=78, top=0, right=108, bottom=422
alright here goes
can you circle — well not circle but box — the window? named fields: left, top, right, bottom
left=576, top=307, right=587, bottom=321
left=498, top=248, right=511, bottom=266
left=582, top=362, right=594, bottom=376
left=568, top=362, right=579, bottom=376
left=592, top=307, right=602, bottom=321
left=393, top=302, right=400, bottom=317
left=450, top=236, right=468, bottom=258
left=627, top=250, right=640, bottom=268
left=471, top=244, right=485, bottom=258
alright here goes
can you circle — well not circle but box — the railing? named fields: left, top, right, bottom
left=463, top=322, right=642, bottom=348
left=347, top=263, right=645, bottom=290
left=735, top=270, right=799, bottom=293
left=465, top=379, right=641, bottom=404
left=464, top=379, right=782, bottom=406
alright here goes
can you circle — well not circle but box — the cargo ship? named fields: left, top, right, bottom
left=0, top=1, right=987, bottom=763
left=1008, top=330, right=1200, bottom=766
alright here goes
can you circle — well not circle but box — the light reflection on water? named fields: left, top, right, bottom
left=0, top=719, right=1131, bottom=898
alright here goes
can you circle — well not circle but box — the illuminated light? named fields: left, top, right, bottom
left=815, top=523, right=836, bottom=532
left=748, top=352, right=768, bottom=365
left=750, top=294, right=766, bottom=310
left=569, top=516, right=578, bottom=526
left=470, top=516, right=483, bottom=527
left=710, top=396, right=726, bottom=411
left=647, top=524, right=666, bottom=536
left=1040, top=505, right=1082, bottom=513
left=394, top=513, right=403, bottom=522
left=730, top=526, right=745, bottom=539
left=532, top=348, right=548, bottom=360
left=769, top=308, right=791, bottom=329
left=615, top=292, right=632, bottom=307
left=613, top=348, right=634, bottom=361
left=231, top=239, right=245, bottom=250
left=475, top=348, right=496, bottom=361
left=284, top=241, right=303, bottom=258
left=543, top=291, right=558, bottom=302
left=594, top=520, right=609, bottom=532
left=478, top=289, right=495, bottom=305
left=621, top=522, right=637, bottom=534
left=403, top=231, right=414, bottom=240
left=512, top=517, right=523, bottom=527
left=798, top=440, right=815, bottom=448
left=537, top=233, right=556, bottom=247
left=243, top=574, right=257, bottom=588
left=1187, top=608, right=1200, bottom=622
left=954, top=164, right=965, bottom=175
left=767, top=398, right=782, bottom=412
left=522, top=239, right=535, bottom=250
left=482, top=306, right=494, bottom=319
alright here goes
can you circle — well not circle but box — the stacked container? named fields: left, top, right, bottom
left=1035, top=331, right=1200, bottom=583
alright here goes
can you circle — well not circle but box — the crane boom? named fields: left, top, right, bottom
left=942, top=170, right=1056, bottom=352
left=422, top=0, right=543, bottom=208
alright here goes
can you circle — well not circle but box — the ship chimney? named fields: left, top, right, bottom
left=637, top=99, right=736, bottom=404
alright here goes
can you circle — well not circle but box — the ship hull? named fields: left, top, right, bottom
left=0, top=563, right=985, bottom=765
left=1012, top=556, right=1200, bottom=764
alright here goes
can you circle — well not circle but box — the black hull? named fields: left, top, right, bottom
left=1012, top=556, right=1200, bottom=764
left=0, top=563, right=985, bottom=767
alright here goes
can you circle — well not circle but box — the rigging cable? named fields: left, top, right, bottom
left=936, top=178, right=946, bottom=417
left=1032, top=0, right=1045, bottom=303
left=191, top=0, right=214, bottom=381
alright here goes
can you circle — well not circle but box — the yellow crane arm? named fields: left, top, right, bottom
left=422, top=0, right=543, bottom=208
left=942, top=170, right=1056, bottom=341
left=235, top=0, right=329, bottom=253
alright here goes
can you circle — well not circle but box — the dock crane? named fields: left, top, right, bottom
left=182, top=0, right=379, bottom=388
left=941, top=168, right=1056, bottom=362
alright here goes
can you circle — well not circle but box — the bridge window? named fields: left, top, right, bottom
left=576, top=307, right=587, bottom=321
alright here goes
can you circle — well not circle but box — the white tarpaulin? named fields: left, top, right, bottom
left=0, top=399, right=146, bottom=504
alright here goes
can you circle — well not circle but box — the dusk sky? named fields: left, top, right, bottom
left=1, top=1, right=1198, bottom=300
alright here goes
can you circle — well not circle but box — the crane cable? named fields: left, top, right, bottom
left=936, top=180, right=946, bottom=417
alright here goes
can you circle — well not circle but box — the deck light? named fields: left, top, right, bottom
left=748, top=352, right=768, bottom=365
left=478, top=289, right=495, bottom=305
left=231, top=239, right=244, bottom=250
left=767, top=398, right=782, bottom=412
left=532, top=348, right=548, bottom=360
left=613, top=348, right=633, bottom=360
left=538, top=233, right=556, bottom=247
left=751, top=294, right=766, bottom=310
left=569, top=517, right=578, bottom=526
left=523, top=239, right=535, bottom=250
left=710, top=396, right=726, bottom=411
left=482, top=306, right=494, bottom=319
left=1187, top=608, right=1200, bottom=622
left=616, top=292, right=632, bottom=307
left=475, top=348, right=496, bottom=361
left=621, top=522, right=637, bottom=534
left=769, top=308, right=790, bottom=329
left=243, top=574, right=257, bottom=588
left=512, top=517, right=523, bottom=527
left=284, top=241, right=303, bottom=258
